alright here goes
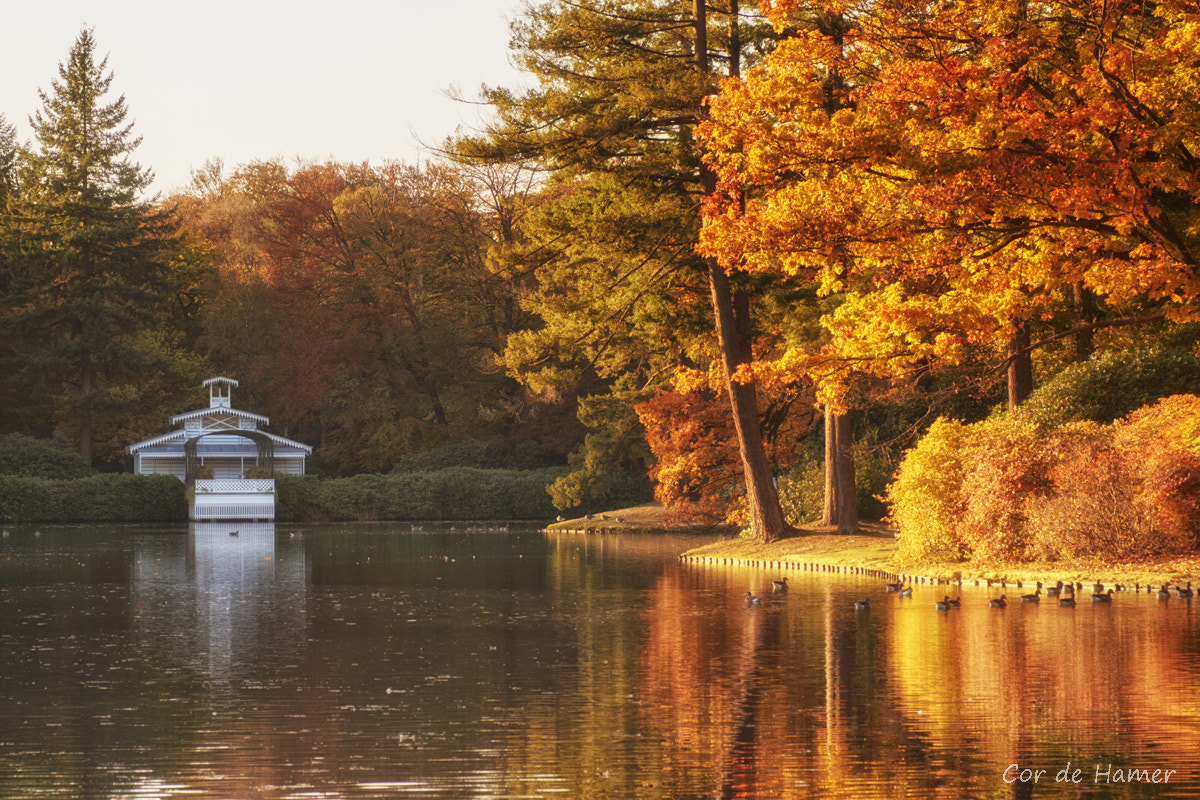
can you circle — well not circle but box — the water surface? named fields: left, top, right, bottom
left=1, top=523, right=1197, bottom=798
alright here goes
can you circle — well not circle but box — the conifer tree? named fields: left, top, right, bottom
left=4, top=29, right=181, bottom=465
left=0, top=114, right=17, bottom=199
left=456, top=0, right=791, bottom=540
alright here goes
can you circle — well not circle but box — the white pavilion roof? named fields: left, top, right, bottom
left=127, top=427, right=312, bottom=455
left=126, top=377, right=312, bottom=456
left=170, top=407, right=269, bottom=426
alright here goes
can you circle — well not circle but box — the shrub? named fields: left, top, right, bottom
left=277, top=468, right=583, bottom=522
left=1113, top=396, right=1200, bottom=552
left=0, top=433, right=92, bottom=478
left=889, top=395, right=1200, bottom=567
left=1027, top=425, right=1157, bottom=561
left=276, top=474, right=323, bottom=520
left=0, top=474, right=186, bottom=522
left=778, top=455, right=824, bottom=526
left=888, top=417, right=973, bottom=566
left=957, top=418, right=1054, bottom=563
left=636, top=388, right=738, bottom=525
left=1019, top=346, right=1200, bottom=429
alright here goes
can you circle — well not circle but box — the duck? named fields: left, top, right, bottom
left=1044, top=581, right=1063, bottom=597
left=1021, top=587, right=1041, bottom=603
left=745, top=592, right=761, bottom=607
left=1177, top=581, right=1194, bottom=599
left=989, top=595, right=1007, bottom=608
left=1157, top=584, right=1172, bottom=600
left=772, top=577, right=789, bottom=593
left=855, top=598, right=870, bottom=611
left=1059, top=594, right=1077, bottom=607
left=885, top=581, right=904, bottom=593
left=228, top=529, right=239, bottom=537
left=899, top=586, right=913, bottom=598
left=935, top=596, right=954, bottom=611
left=947, top=596, right=962, bottom=607
left=1091, top=588, right=1114, bottom=603
left=1093, top=581, right=1105, bottom=594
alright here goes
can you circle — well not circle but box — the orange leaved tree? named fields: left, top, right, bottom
left=700, top=0, right=1200, bottom=413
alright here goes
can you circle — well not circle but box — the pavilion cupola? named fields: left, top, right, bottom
left=205, top=376, right=238, bottom=409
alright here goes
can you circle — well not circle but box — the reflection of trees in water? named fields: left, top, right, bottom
left=640, top=568, right=1200, bottom=799
left=890, top=597, right=1200, bottom=781
left=715, top=589, right=775, bottom=799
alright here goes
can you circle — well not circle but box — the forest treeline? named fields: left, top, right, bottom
left=3, top=5, right=1200, bottom=560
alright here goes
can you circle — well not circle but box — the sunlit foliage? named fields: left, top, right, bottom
left=890, top=395, right=1200, bottom=567
left=701, top=0, right=1200, bottom=404
left=176, top=160, right=529, bottom=474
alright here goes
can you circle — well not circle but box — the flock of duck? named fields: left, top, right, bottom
left=858, top=579, right=1195, bottom=611
left=745, top=577, right=1196, bottom=610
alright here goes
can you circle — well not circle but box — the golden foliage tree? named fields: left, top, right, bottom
left=701, top=0, right=1200, bottom=409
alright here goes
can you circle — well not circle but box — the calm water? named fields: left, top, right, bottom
left=1, top=523, right=1199, bottom=799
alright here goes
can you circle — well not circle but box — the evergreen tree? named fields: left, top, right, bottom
left=456, top=0, right=792, bottom=539
left=0, top=114, right=17, bottom=199
left=2, top=29, right=184, bottom=465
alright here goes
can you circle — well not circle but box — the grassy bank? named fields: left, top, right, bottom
left=550, top=505, right=1200, bottom=587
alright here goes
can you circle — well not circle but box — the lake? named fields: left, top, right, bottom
left=1, top=522, right=1198, bottom=799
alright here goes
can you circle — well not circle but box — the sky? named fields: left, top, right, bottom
left=1, top=0, right=529, bottom=196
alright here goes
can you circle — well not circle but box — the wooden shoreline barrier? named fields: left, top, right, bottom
left=674, top=554, right=1174, bottom=592
left=676, top=553, right=948, bottom=586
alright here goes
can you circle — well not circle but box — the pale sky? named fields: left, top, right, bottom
left=1, top=0, right=529, bottom=196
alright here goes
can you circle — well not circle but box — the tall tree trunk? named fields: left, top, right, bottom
left=1072, top=282, right=1099, bottom=361
left=823, top=405, right=835, bottom=526
left=822, top=405, right=857, bottom=534
left=79, top=325, right=94, bottom=467
left=695, top=0, right=787, bottom=542
left=833, top=411, right=857, bottom=534
left=1007, top=319, right=1034, bottom=411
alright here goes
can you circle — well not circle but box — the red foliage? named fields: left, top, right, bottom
left=958, top=421, right=1054, bottom=563
left=637, top=388, right=740, bottom=525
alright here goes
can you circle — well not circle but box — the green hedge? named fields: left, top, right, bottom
left=0, top=433, right=92, bottom=479
left=277, top=467, right=572, bottom=522
left=0, top=474, right=187, bottom=523
left=0, top=467, right=644, bottom=523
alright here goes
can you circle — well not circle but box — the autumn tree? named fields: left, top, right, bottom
left=701, top=0, right=1200, bottom=426
left=0, top=30, right=201, bottom=466
left=456, top=0, right=796, bottom=538
left=179, top=160, right=527, bottom=473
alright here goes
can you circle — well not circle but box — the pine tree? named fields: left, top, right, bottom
left=5, top=29, right=180, bottom=465
left=0, top=114, right=17, bottom=199
left=456, top=0, right=791, bottom=540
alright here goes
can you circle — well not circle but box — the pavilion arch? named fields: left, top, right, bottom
left=184, top=431, right=275, bottom=484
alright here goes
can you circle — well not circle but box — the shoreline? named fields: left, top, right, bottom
left=546, top=504, right=1200, bottom=588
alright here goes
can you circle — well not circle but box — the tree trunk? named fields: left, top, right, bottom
left=833, top=411, right=857, bottom=534
left=1007, top=319, right=1034, bottom=411
left=695, top=0, right=787, bottom=543
left=79, top=327, right=94, bottom=467
left=707, top=258, right=787, bottom=541
left=1072, top=282, right=1098, bottom=361
left=822, top=404, right=858, bottom=534
left=823, top=404, right=835, bottom=526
